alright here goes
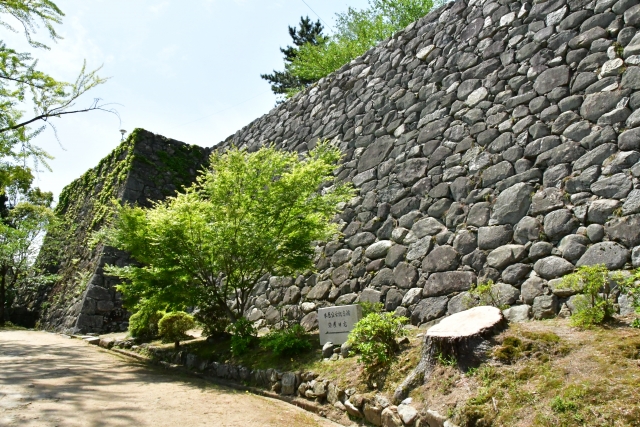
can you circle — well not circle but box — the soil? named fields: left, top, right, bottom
left=0, top=330, right=342, bottom=427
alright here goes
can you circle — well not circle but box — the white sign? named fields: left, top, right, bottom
left=318, top=304, right=362, bottom=346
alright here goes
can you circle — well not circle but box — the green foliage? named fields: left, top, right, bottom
left=286, top=0, right=436, bottom=91
left=128, top=308, right=164, bottom=340
left=466, top=280, right=508, bottom=310
left=193, top=302, right=231, bottom=337
left=105, top=141, right=353, bottom=323
left=0, top=0, right=107, bottom=202
left=348, top=312, right=407, bottom=385
left=559, top=264, right=620, bottom=328
left=0, top=199, right=54, bottom=325
left=261, top=324, right=312, bottom=357
left=357, top=301, right=383, bottom=317
left=261, top=16, right=325, bottom=101
left=436, top=351, right=457, bottom=367
left=227, top=317, right=257, bottom=357
left=157, top=311, right=195, bottom=345
left=631, top=318, right=640, bottom=329
left=622, top=268, right=640, bottom=315
left=551, top=396, right=579, bottom=414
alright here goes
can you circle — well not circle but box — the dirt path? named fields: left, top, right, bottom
left=0, top=330, right=341, bottom=427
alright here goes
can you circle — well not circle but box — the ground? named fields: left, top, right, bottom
left=0, top=330, right=340, bottom=427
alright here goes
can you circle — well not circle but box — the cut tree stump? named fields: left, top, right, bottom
left=393, top=306, right=506, bottom=403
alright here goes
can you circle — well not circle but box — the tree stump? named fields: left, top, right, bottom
left=393, top=306, right=506, bottom=403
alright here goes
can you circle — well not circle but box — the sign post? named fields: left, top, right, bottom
left=317, top=304, right=363, bottom=346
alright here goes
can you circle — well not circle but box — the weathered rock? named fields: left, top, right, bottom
left=521, top=277, right=547, bottom=305
left=424, top=271, right=476, bottom=297
left=591, top=173, right=633, bottom=199
left=410, top=297, right=449, bottom=325
left=365, top=240, right=394, bottom=259
left=307, top=281, right=332, bottom=300
left=422, top=245, right=459, bottom=273
left=605, top=214, right=640, bottom=247
left=532, top=295, right=559, bottom=319
left=381, top=408, right=403, bottom=427
left=281, top=372, right=298, bottom=395
left=513, top=216, right=542, bottom=244
left=478, top=225, right=514, bottom=250
left=544, top=210, right=579, bottom=241
left=502, top=263, right=532, bottom=285
left=503, top=305, right=532, bottom=322
left=534, top=256, right=575, bottom=279
left=491, top=183, right=533, bottom=225
left=397, top=404, right=418, bottom=426
left=577, top=241, right=630, bottom=269
left=486, top=245, right=527, bottom=270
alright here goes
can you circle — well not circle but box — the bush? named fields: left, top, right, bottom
left=288, top=0, right=437, bottom=89
left=358, top=301, right=384, bottom=317
left=466, top=280, right=508, bottom=310
left=158, top=311, right=196, bottom=347
left=261, top=324, right=312, bottom=357
left=559, top=264, right=621, bottom=328
left=348, top=312, right=408, bottom=386
left=193, top=302, right=230, bottom=337
left=128, top=309, right=164, bottom=340
left=227, top=317, right=257, bottom=357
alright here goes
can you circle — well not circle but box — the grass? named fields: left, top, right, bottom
left=451, top=319, right=640, bottom=427
left=128, top=317, right=640, bottom=426
left=0, top=321, right=27, bottom=331
left=137, top=327, right=424, bottom=393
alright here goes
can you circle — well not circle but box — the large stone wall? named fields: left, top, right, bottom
left=22, top=0, right=640, bottom=332
left=221, top=0, right=640, bottom=330
left=13, top=129, right=209, bottom=332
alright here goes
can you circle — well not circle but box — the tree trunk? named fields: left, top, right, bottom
left=393, top=306, right=506, bottom=403
left=0, top=268, right=6, bottom=327
left=174, top=340, right=180, bottom=350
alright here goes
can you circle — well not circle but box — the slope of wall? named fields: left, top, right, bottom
left=13, top=129, right=209, bottom=332
left=218, top=0, right=640, bottom=330
left=19, top=0, right=640, bottom=332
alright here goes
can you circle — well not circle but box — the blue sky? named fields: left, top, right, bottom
left=7, top=0, right=370, bottom=201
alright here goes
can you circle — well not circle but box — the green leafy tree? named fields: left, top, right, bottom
left=158, top=311, right=195, bottom=349
left=104, top=142, right=353, bottom=330
left=0, top=195, right=54, bottom=326
left=0, top=0, right=109, bottom=211
left=348, top=312, right=408, bottom=387
left=286, top=0, right=436, bottom=91
left=559, top=264, right=623, bottom=328
left=261, top=16, right=325, bottom=101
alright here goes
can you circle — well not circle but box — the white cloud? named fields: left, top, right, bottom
left=149, top=1, right=170, bottom=14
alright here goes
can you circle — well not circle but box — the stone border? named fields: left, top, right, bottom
left=73, top=334, right=458, bottom=427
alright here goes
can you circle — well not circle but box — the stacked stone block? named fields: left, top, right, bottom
left=228, top=0, right=640, bottom=329
left=27, top=0, right=640, bottom=332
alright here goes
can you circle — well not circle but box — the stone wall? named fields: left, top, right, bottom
left=14, top=129, right=209, bottom=332
left=222, top=0, right=640, bottom=330
left=22, top=0, right=640, bottom=332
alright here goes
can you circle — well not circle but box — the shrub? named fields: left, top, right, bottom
left=358, top=301, right=384, bottom=317
left=261, top=324, right=312, bottom=357
left=559, top=264, right=621, bottom=328
left=158, top=311, right=195, bottom=348
left=193, top=302, right=230, bottom=337
left=348, top=312, right=408, bottom=386
left=623, top=268, right=640, bottom=317
left=128, top=309, right=164, bottom=340
left=227, top=317, right=257, bottom=357
left=466, top=280, right=508, bottom=310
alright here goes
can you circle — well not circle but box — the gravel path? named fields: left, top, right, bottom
left=0, top=330, right=340, bottom=427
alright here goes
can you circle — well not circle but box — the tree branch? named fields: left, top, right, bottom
left=0, top=99, right=118, bottom=133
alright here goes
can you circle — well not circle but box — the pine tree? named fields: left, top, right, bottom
left=261, top=16, right=325, bottom=101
